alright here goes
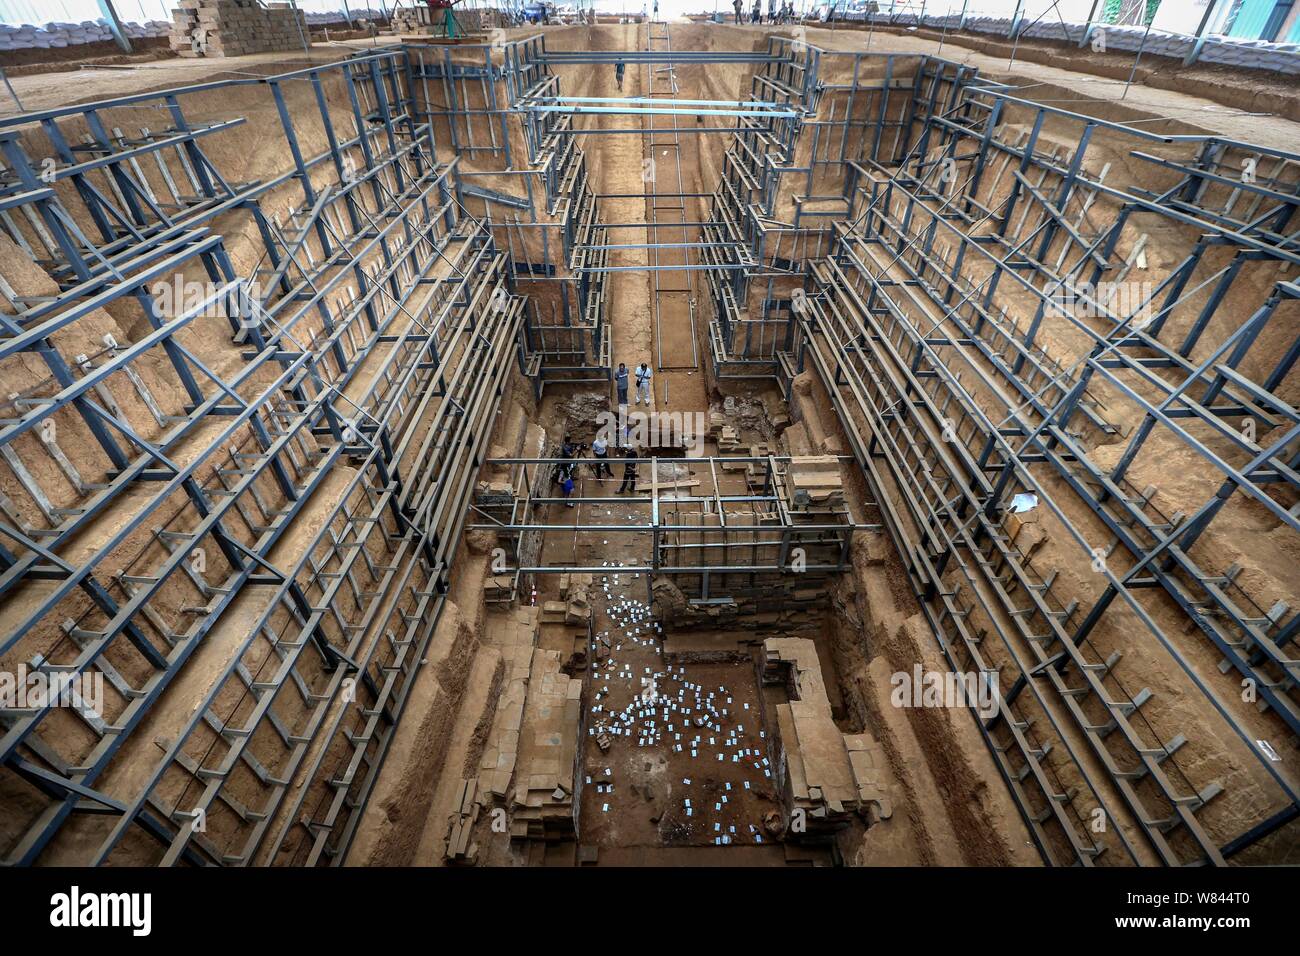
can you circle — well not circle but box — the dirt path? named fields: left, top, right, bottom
left=575, top=26, right=656, bottom=411
left=642, top=35, right=710, bottom=416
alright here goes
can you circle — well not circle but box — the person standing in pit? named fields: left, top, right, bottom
left=615, top=58, right=625, bottom=91
left=615, top=362, right=630, bottom=406
left=559, top=435, right=578, bottom=507
left=591, top=434, right=613, bottom=479
left=634, top=361, right=652, bottom=405
left=617, top=447, right=639, bottom=494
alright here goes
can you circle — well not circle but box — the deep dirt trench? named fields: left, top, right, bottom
left=10, top=20, right=1295, bottom=869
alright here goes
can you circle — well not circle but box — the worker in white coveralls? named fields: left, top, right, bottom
left=634, top=362, right=652, bottom=405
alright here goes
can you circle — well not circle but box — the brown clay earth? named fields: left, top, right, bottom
left=530, top=454, right=782, bottom=853
left=5, top=21, right=1299, bottom=867
left=0, top=37, right=173, bottom=76
left=577, top=552, right=780, bottom=849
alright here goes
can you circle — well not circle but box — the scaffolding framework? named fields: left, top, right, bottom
left=0, top=28, right=1295, bottom=867
left=471, top=453, right=866, bottom=606
left=0, top=49, right=527, bottom=866
left=519, top=30, right=1300, bottom=865
left=772, top=54, right=1300, bottom=865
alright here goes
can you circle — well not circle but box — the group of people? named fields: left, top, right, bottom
left=732, top=0, right=797, bottom=23
left=553, top=358, right=653, bottom=507
left=555, top=434, right=641, bottom=506
left=614, top=361, right=653, bottom=407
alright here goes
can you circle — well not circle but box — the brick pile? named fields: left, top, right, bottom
left=169, top=1, right=308, bottom=58
left=782, top=454, right=845, bottom=513
left=391, top=5, right=437, bottom=35
left=443, top=778, right=486, bottom=864
left=539, top=573, right=593, bottom=628
left=392, top=5, right=503, bottom=35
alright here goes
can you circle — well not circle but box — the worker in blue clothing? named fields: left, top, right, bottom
left=558, top=434, right=579, bottom=507
left=614, top=362, right=630, bottom=405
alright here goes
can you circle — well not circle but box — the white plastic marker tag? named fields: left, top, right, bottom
left=1010, top=492, right=1038, bottom=514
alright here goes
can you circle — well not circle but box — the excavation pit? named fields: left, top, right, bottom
left=0, top=17, right=1296, bottom=870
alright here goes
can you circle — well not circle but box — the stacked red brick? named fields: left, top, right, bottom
left=169, top=0, right=307, bottom=57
